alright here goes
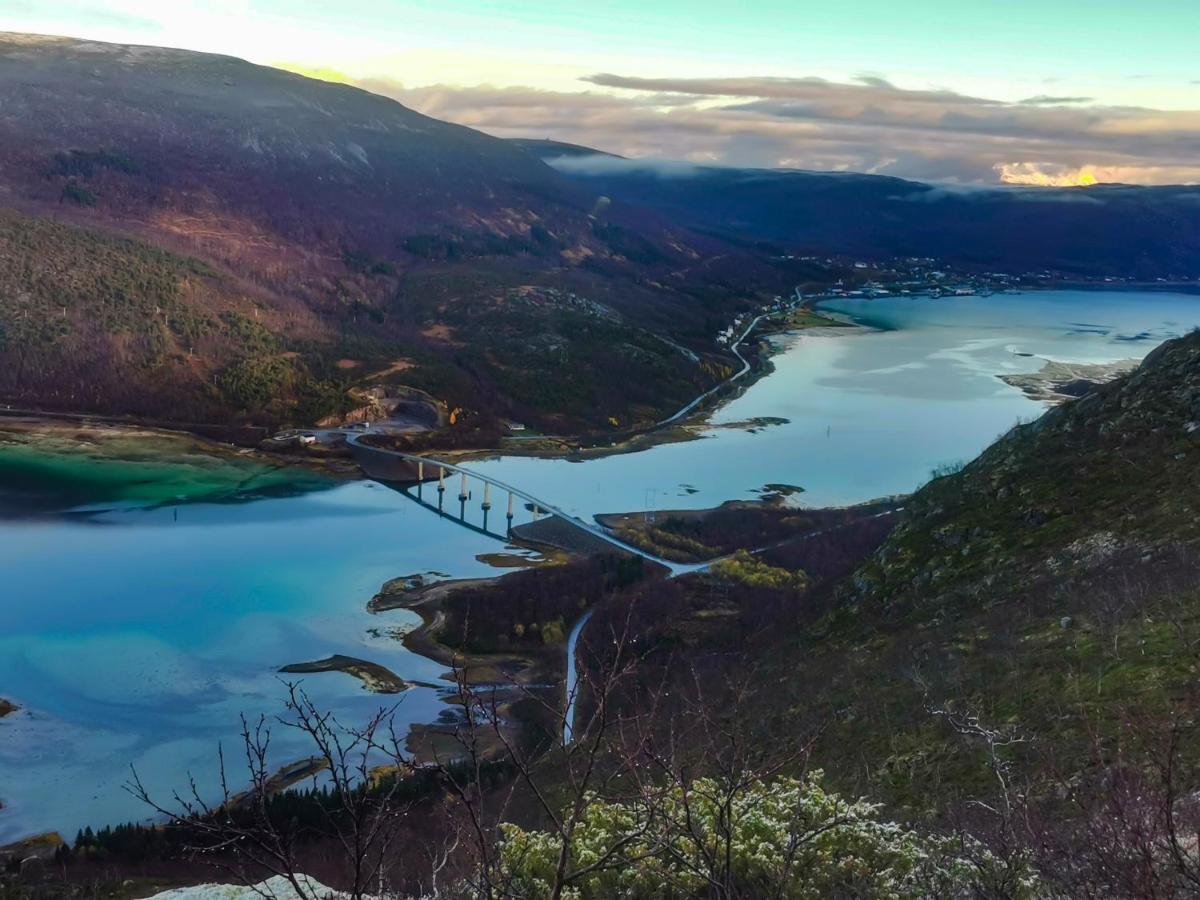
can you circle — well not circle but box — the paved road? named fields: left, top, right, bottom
left=656, top=313, right=766, bottom=428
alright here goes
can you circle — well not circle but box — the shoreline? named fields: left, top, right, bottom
left=427, top=315, right=879, bottom=466
left=0, top=406, right=271, bottom=448
left=0, top=313, right=877, bottom=475
left=0, top=415, right=359, bottom=479
left=0, top=281, right=1190, bottom=471
left=368, top=571, right=559, bottom=684
left=365, top=569, right=568, bottom=764
left=998, top=357, right=1139, bottom=404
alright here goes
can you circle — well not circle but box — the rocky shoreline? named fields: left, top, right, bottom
left=366, top=570, right=561, bottom=763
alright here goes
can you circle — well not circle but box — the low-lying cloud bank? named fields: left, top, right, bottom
left=292, top=67, right=1200, bottom=186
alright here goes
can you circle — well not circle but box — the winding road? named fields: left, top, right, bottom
left=656, top=313, right=766, bottom=427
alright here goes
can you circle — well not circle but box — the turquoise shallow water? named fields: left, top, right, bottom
left=0, top=483, right=505, bottom=842
left=1, top=289, right=1198, bottom=841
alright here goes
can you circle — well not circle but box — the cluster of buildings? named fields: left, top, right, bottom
left=715, top=289, right=806, bottom=346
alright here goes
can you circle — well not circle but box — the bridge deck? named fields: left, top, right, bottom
left=346, top=433, right=700, bottom=575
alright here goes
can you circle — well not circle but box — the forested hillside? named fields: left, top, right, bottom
left=0, top=34, right=789, bottom=431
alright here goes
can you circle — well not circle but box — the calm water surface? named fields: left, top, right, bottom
left=2, top=289, right=1198, bottom=841
left=468, top=290, right=1200, bottom=512
left=0, top=485, right=506, bottom=841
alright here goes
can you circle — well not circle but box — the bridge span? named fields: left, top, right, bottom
left=345, top=433, right=699, bottom=576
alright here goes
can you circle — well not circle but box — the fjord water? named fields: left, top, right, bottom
left=467, top=290, right=1200, bottom=515
left=0, top=478, right=507, bottom=842
left=2, top=289, right=1198, bottom=842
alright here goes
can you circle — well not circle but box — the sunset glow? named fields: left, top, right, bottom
left=997, top=164, right=1102, bottom=187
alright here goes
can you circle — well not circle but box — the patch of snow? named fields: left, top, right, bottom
left=345, top=143, right=371, bottom=167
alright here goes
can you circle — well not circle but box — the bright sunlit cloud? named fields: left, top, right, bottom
left=997, top=164, right=1102, bottom=187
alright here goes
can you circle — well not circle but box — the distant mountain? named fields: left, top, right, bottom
left=517, top=142, right=1200, bottom=279
left=0, top=34, right=787, bottom=431
left=508, top=138, right=625, bottom=160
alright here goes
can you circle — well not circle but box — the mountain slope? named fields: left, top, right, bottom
left=0, top=34, right=788, bottom=431
left=0, top=34, right=575, bottom=255
left=776, top=329, right=1200, bottom=824
left=592, top=328, right=1200, bottom=856
left=852, top=328, right=1200, bottom=612
left=0, top=208, right=335, bottom=424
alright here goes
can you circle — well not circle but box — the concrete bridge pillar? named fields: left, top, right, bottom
left=458, top=472, right=468, bottom=502
left=482, top=482, right=492, bottom=511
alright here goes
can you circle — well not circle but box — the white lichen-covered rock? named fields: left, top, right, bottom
left=141, top=874, right=363, bottom=900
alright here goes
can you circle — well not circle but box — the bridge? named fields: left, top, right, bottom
left=346, top=432, right=707, bottom=745
left=342, top=313, right=774, bottom=573
left=347, top=432, right=896, bottom=745
left=345, top=433, right=700, bottom=576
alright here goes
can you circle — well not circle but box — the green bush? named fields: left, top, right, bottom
left=499, top=771, right=1038, bottom=898
left=710, top=549, right=809, bottom=590
left=62, top=180, right=97, bottom=206
left=217, top=356, right=294, bottom=412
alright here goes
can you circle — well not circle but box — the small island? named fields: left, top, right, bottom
left=279, top=655, right=409, bottom=694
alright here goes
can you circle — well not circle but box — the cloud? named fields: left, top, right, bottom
left=854, top=75, right=896, bottom=90
left=545, top=154, right=703, bottom=178
left=278, top=64, right=1200, bottom=186
left=1017, top=95, right=1094, bottom=105
left=581, top=72, right=995, bottom=108
left=995, top=161, right=1200, bottom=187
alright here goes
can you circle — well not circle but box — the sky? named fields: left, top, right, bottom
left=4, top=0, right=1200, bottom=184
